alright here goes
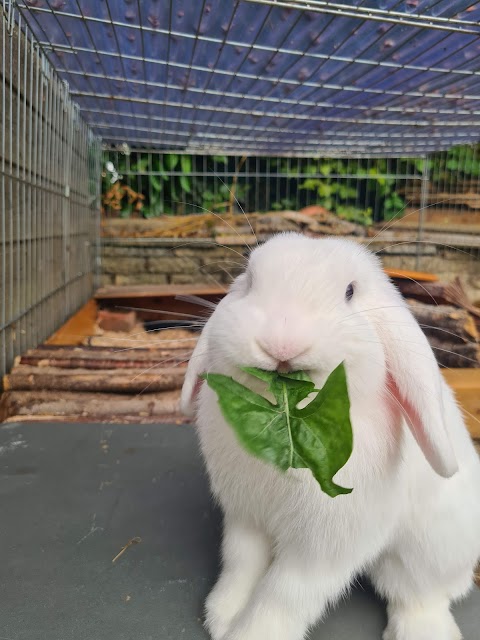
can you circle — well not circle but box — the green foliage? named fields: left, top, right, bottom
left=202, top=364, right=353, bottom=498
left=102, top=153, right=249, bottom=217
left=289, top=158, right=404, bottom=225
left=429, top=145, right=480, bottom=187
left=271, top=197, right=296, bottom=211
left=102, top=144, right=480, bottom=223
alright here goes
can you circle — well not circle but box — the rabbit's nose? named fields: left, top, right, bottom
left=256, top=336, right=310, bottom=365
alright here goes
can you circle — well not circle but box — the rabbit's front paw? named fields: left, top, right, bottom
left=205, top=582, right=248, bottom=640
left=223, top=607, right=302, bottom=640
left=383, top=604, right=462, bottom=640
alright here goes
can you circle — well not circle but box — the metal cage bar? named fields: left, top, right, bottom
left=13, top=0, right=480, bottom=156
left=0, top=2, right=100, bottom=381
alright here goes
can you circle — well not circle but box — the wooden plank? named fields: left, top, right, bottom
left=408, top=301, right=478, bottom=342
left=394, top=208, right=480, bottom=229
left=46, top=299, right=98, bottom=346
left=442, top=369, right=480, bottom=438
left=365, top=229, right=480, bottom=248
left=0, top=413, right=189, bottom=425
left=0, top=389, right=181, bottom=422
left=18, top=354, right=190, bottom=370
left=95, top=284, right=227, bottom=299
left=3, top=365, right=185, bottom=394
left=403, top=190, right=480, bottom=209
left=94, top=284, right=226, bottom=322
left=20, top=345, right=194, bottom=362
left=385, top=268, right=438, bottom=282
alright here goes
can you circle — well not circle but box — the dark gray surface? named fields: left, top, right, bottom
left=0, top=422, right=478, bottom=640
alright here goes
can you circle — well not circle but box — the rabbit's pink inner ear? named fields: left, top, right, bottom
left=386, top=373, right=450, bottom=474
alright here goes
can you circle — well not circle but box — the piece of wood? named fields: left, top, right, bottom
left=0, top=389, right=181, bottom=422
left=2, top=366, right=185, bottom=394
left=46, top=299, right=98, bottom=346
left=95, top=284, right=227, bottom=299
left=0, top=413, right=190, bottom=425
left=23, top=345, right=193, bottom=356
left=393, top=207, right=480, bottom=229
left=18, top=354, right=190, bottom=370
left=94, top=284, right=226, bottom=322
left=443, top=370, right=480, bottom=438
left=97, top=309, right=138, bottom=332
left=429, top=337, right=480, bottom=369
left=399, top=281, right=458, bottom=306
left=17, top=346, right=194, bottom=370
left=402, top=188, right=480, bottom=209
left=385, top=268, right=438, bottom=282
left=84, top=328, right=197, bottom=350
left=407, top=300, right=479, bottom=343
left=399, top=278, right=480, bottom=320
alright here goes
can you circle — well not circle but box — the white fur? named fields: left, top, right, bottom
left=181, top=233, right=480, bottom=640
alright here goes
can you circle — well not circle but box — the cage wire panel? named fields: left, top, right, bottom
left=12, top=0, right=480, bottom=157
left=2, top=0, right=480, bottom=379
left=0, top=3, right=100, bottom=380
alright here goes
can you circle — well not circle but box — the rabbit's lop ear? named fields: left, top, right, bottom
left=378, top=304, right=458, bottom=478
left=180, top=328, right=209, bottom=417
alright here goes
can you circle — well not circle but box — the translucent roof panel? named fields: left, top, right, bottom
left=16, top=0, right=480, bottom=156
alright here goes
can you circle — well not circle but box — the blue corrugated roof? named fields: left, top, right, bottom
left=16, top=0, right=480, bottom=156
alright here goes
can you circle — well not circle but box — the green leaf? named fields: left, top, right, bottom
left=202, top=363, right=353, bottom=497
left=150, top=175, right=163, bottom=193
left=181, top=155, right=192, bottom=174
left=299, top=178, right=320, bottom=191
left=165, top=154, right=179, bottom=170
left=180, top=175, right=192, bottom=194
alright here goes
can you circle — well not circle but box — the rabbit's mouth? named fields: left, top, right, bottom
left=276, top=361, right=292, bottom=373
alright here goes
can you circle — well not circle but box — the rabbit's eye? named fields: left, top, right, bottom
left=345, top=282, right=355, bottom=301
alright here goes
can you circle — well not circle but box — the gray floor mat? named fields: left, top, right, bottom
left=1, top=422, right=478, bottom=640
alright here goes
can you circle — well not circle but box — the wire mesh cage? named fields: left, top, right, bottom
left=1, top=2, right=101, bottom=379
left=1, top=0, right=480, bottom=382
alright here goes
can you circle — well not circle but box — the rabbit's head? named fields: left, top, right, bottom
left=182, top=233, right=458, bottom=478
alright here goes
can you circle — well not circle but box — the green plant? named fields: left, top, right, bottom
left=203, top=364, right=353, bottom=498
left=101, top=145, right=480, bottom=223
left=430, top=145, right=480, bottom=188
left=281, top=157, right=406, bottom=224
left=271, top=197, right=297, bottom=211
left=336, top=205, right=373, bottom=226
left=102, top=152, right=250, bottom=218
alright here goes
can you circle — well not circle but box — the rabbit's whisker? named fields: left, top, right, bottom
left=366, top=196, right=459, bottom=249
left=112, top=305, right=206, bottom=321
left=215, top=173, right=258, bottom=248
left=343, top=320, right=478, bottom=347
left=374, top=240, right=474, bottom=258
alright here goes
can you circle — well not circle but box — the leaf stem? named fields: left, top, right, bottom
left=283, top=382, right=294, bottom=468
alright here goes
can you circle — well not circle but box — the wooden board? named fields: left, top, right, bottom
left=384, top=268, right=438, bottom=282
left=443, top=369, right=480, bottom=438
left=394, top=208, right=480, bottom=229
left=95, top=284, right=226, bottom=322
left=3, top=365, right=185, bottom=394
left=95, top=284, right=227, bottom=299
left=0, top=389, right=182, bottom=423
left=46, top=299, right=98, bottom=346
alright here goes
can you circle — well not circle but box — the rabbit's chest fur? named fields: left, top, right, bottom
left=197, top=386, right=409, bottom=568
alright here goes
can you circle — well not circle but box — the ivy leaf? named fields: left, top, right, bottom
left=202, top=363, right=353, bottom=498
left=179, top=175, right=192, bottom=194
left=165, top=154, right=179, bottom=170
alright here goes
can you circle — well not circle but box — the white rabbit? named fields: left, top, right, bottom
left=181, top=233, right=480, bottom=640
